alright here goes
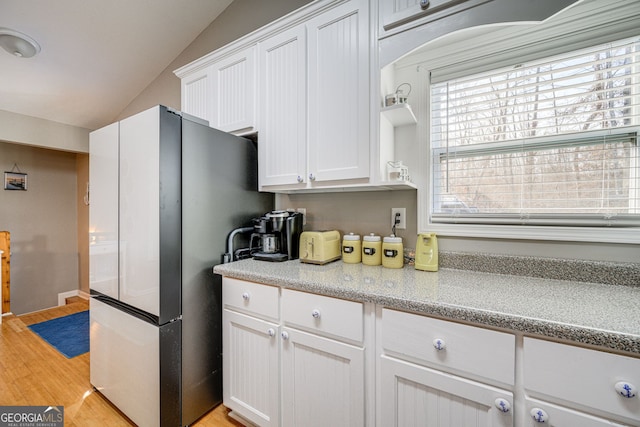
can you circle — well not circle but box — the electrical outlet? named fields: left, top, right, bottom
left=391, top=208, right=406, bottom=230
left=297, top=207, right=307, bottom=225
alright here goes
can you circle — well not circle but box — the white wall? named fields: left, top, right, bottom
left=0, top=109, right=89, bottom=153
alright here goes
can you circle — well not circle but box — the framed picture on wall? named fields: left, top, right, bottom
left=4, top=172, right=27, bottom=191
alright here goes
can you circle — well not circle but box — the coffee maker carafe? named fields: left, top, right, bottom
left=251, top=210, right=303, bottom=261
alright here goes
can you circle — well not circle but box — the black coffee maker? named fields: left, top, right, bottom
left=251, top=210, right=304, bottom=262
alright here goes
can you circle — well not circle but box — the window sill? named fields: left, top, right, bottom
left=424, top=223, right=640, bottom=245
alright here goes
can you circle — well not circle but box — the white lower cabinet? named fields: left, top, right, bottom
left=380, top=355, right=513, bottom=427
left=223, top=309, right=280, bottom=427
left=524, top=398, right=626, bottom=427
left=378, top=308, right=515, bottom=427
left=281, top=327, right=365, bottom=426
left=223, top=278, right=281, bottom=426
left=222, top=278, right=369, bottom=427
left=222, top=278, right=640, bottom=427
left=523, top=337, right=640, bottom=426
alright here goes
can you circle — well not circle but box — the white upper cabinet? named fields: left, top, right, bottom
left=306, top=0, right=370, bottom=185
left=177, top=46, right=256, bottom=134
left=180, top=66, right=211, bottom=124
left=211, top=47, right=256, bottom=133
left=258, top=26, right=307, bottom=187
left=259, top=0, right=370, bottom=191
left=177, top=0, right=377, bottom=193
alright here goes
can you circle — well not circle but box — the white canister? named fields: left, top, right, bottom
left=342, top=233, right=361, bottom=264
left=382, top=235, right=404, bottom=269
left=362, top=233, right=382, bottom=266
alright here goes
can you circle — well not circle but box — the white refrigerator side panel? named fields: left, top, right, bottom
left=118, top=106, right=161, bottom=316
left=90, top=298, right=160, bottom=427
left=89, top=122, right=119, bottom=299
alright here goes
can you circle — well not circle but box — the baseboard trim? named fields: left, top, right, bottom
left=57, top=290, right=90, bottom=306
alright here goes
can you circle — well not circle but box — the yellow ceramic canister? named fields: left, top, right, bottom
left=342, top=233, right=361, bottom=264
left=382, top=234, right=404, bottom=269
left=362, top=233, right=382, bottom=266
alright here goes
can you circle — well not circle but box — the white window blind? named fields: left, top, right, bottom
left=430, top=37, right=640, bottom=227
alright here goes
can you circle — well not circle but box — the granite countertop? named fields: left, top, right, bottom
left=213, top=258, right=640, bottom=356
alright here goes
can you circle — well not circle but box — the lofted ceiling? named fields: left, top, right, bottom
left=0, top=0, right=233, bottom=131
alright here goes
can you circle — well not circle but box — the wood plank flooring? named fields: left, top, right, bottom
left=0, top=298, right=242, bottom=426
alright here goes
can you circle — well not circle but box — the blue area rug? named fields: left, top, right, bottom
left=28, top=311, right=89, bottom=358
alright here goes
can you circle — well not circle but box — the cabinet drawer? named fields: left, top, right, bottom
left=523, top=337, right=640, bottom=424
left=282, top=289, right=363, bottom=343
left=223, top=277, right=279, bottom=320
left=381, top=308, right=515, bottom=386
left=524, top=397, right=627, bottom=427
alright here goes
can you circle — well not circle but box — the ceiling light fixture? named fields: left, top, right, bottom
left=0, top=28, right=41, bottom=58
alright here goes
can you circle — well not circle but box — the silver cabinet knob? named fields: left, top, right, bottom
left=297, top=175, right=304, bottom=183
left=267, top=328, right=276, bottom=337
left=308, top=173, right=316, bottom=181
left=242, top=292, right=250, bottom=301
left=281, top=331, right=289, bottom=340
left=312, top=309, right=321, bottom=319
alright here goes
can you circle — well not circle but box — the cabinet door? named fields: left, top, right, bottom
left=523, top=337, right=640, bottom=425
left=181, top=65, right=212, bottom=123
left=258, top=26, right=307, bottom=188
left=89, top=122, right=119, bottom=299
left=281, top=327, right=365, bottom=427
left=379, top=355, right=513, bottom=427
left=307, top=0, right=370, bottom=183
left=525, top=398, right=627, bottom=427
left=211, top=47, right=256, bottom=133
left=223, top=309, right=280, bottom=427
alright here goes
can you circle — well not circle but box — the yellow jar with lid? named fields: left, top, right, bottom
left=362, top=233, right=382, bottom=266
left=342, top=233, right=361, bottom=264
left=382, top=235, right=404, bottom=269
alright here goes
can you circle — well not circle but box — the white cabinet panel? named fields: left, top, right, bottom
left=223, top=277, right=280, bottom=320
left=523, top=337, right=640, bottom=425
left=382, top=308, right=515, bottom=386
left=118, top=106, right=160, bottom=316
left=212, top=47, right=255, bottom=133
left=380, top=355, right=513, bottom=427
left=307, top=0, right=370, bottom=183
left=282, top=327, right=365, bottom=427
left=181, top=66, right=211, bottom=123
left=282, top=288, right=363, bottom=343
left=89, top=122, right=119, bottom=299
left=524, top=398, right=627, bottom=427
left=258, top=26, right=307, bottom=187
left=223, top=309, right=280, bottom=427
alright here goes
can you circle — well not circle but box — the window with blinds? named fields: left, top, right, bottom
left=430, top=36, right=640, bottom=227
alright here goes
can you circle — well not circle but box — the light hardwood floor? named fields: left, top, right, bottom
left=0, top=298, right=242, bottom=426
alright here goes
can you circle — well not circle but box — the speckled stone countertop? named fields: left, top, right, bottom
left=213, top=258, right=640, bottom=356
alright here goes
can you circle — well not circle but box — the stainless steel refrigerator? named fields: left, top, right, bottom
left=88, top=105, right=273, bottom=426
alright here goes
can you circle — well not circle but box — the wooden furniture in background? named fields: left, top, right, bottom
left=0, top=231, right=9, bottom=314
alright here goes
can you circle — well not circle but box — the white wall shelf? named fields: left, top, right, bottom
left=381, top=103, right=417, bottom=126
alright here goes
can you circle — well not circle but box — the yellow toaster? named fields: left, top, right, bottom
left=299, top=230, right=341, bottom=264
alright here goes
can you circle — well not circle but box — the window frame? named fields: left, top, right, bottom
left=411, top=3, right=640, bottom=244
